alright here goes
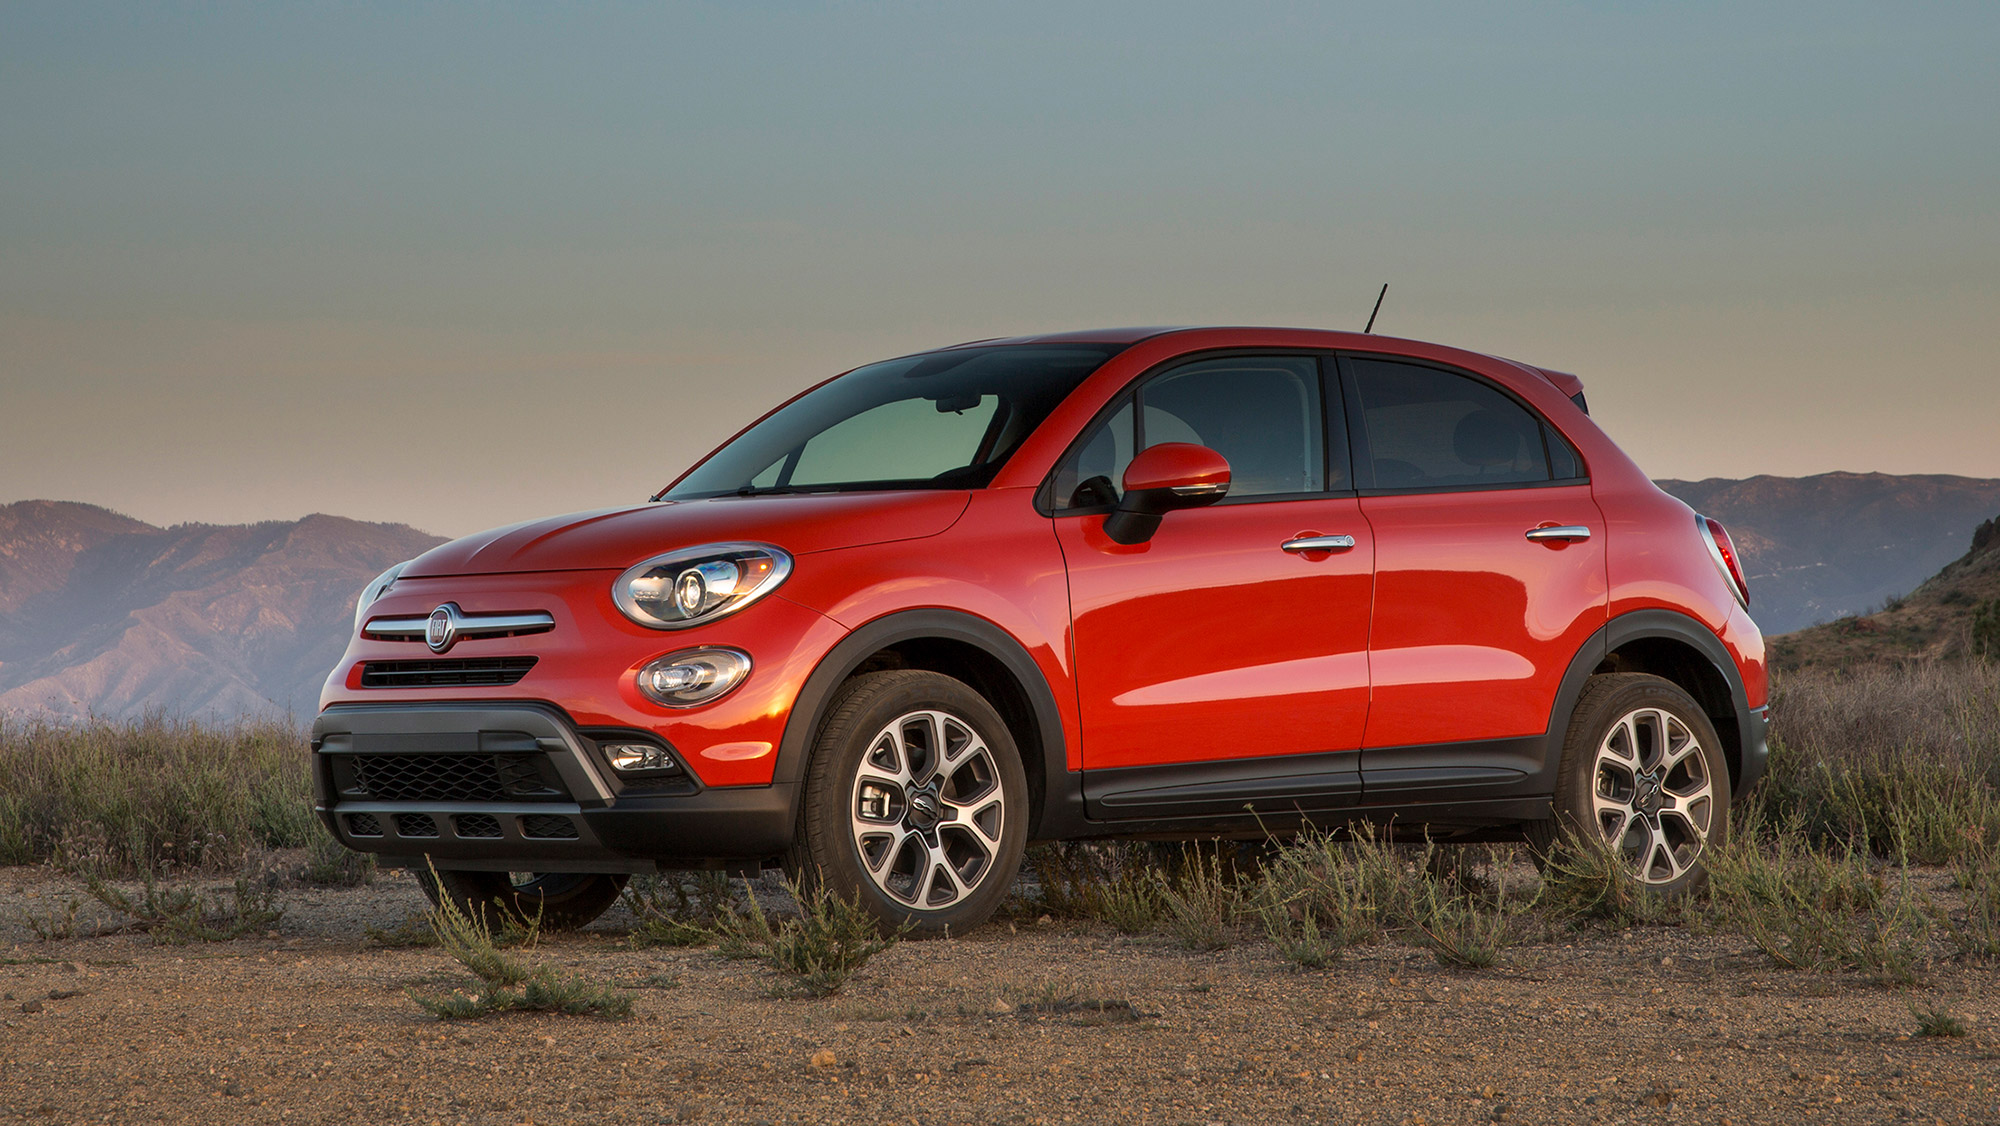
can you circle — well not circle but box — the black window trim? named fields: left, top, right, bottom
left=1333, top=351, right=1590, bottom=498
left=1035, top=348, right=1357, bottom=517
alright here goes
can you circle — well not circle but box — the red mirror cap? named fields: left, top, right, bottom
left=1122, top=442, right=1232, bottom=495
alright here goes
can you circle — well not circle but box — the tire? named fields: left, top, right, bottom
left=415, top=869, right=628, bottom=931
left=1530, top=673, right=1731, bottom=895
left=788, top=669, right=1029, bottom=938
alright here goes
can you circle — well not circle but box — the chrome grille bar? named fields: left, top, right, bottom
left=365, top=610, right=555, bottom=640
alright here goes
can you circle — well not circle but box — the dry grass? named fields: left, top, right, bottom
left=1757, top=663, right=2000, bottom=862
left=0, top=713, right=312, bottom=874
left=6, top=662, right=2000, bottom=982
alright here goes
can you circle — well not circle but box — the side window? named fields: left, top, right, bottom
left=1345, top=358, right=1552, bottom=490
left=1051, top=356, right=1330, bottom=510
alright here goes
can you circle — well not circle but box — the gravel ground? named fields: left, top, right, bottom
left=3, top=864, right=1998, bottom=1126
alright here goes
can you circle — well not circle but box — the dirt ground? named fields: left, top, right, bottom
left=2, top=865, right=1997, bottom=1126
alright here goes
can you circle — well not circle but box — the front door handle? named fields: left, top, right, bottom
left=1282, top=535, right=1356, bottom=553
left=1524, top=525, right=1592, bottom=543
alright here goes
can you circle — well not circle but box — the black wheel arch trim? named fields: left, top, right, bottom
left=774, top=608, right=1072, bottom=839
left=1561, top=608, right=1765, bottom=793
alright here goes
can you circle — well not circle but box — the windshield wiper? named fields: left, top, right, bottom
left=733, top=484, right=835, bottom=497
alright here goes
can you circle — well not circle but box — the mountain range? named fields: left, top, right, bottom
left=1654, top=472, right=2000, bottom=635
left=0, top=500, right=441, bottom=719
left=1, top=473, right=1996, bottom=719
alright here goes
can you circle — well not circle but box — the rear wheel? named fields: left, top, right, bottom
left=415, top=869, right=628, bottom=931
left=1533, top=673, right=1730, bottom=895
left=789, top=670, right=1028, bottom=937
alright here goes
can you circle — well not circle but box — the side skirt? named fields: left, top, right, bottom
left=1056, top=740, right=1555, bottom=842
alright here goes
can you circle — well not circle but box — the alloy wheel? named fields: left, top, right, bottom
left=1589, top=706, right=1716, bottom=884
left=847, top=708, right=1007, bottom=910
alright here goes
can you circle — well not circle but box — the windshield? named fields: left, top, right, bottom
left=663, top=344, right=1121, bottom=499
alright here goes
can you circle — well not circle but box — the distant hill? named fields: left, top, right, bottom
left=1771, top=515, right=2000, bottom=671
left=1655, top=473, right=2000, bottom=635
left=0, top=500, right=443, bottom=720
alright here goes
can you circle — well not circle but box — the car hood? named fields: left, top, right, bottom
left=402, top=491, right=973, bottom=577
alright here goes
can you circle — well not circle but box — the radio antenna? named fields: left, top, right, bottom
left=1363, top=283, right=1388, bottom=334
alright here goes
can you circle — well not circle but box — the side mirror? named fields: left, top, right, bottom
left=1102, top=443, right=1231, bottom=545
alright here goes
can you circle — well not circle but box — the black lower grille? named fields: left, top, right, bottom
left=454, top=814, right=504, bottom=839
left=360, top=657, right=537, bottom=688
left=520, top=814, right=579, bottom=840
left=345, top=753, right=565, bottom=803
left=395, top=813, right=439, bottom=838
left=346, top=813, right=383, bottom=837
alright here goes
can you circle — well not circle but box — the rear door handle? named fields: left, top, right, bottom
left=1524, top=525, right=1592, bottom=542
left=1282, top=535, right=1356, bottom=553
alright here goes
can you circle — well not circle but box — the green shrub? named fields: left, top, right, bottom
left=1095, top=867, right=1168, bottom=935
left=82, top=873, right=284, bottom=945
left=1705, top=829, right=1933, bottom=984
left=1944, top=848, right=2000, bottom=959
left=712, top=877, right=905, bottom=997
left=1537, top=837, right=1658, bottom=928
left=1912, top=1002, right=1969, bottom=1037
left=1159, top=846, right=1243, bottom=951
left=1416, top=877, right=1513, bottom=968
left=409, top=866, right=630, bottom=1020
left=1973, top=599, right=2000, bottom=661
left=624, top=870, right=741, bottom=947
left=1020, top=841, right=1172, bottom=924
left=1251, top=824, right=1433, bottom=950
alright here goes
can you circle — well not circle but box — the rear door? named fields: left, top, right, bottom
left=1339, top=355, right=1607, bottom=802
left=1051, top=354, right=1375, bottom=820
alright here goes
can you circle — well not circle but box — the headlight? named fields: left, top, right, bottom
left=353, top=562, right=408, bottom=632
left=613, top=543, right=792, bottom=630
left=637, top=648, right=753, bottom=707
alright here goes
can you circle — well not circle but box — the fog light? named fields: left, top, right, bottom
left=603, top=743, right=680, bottom=772
left=637, top=647, right=752, bottom=707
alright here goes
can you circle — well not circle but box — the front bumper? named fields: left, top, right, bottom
left=312, top=701, right=797, bottom=871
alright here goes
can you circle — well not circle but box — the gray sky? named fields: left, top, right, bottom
left=4, top=2, right=1996, bottom=537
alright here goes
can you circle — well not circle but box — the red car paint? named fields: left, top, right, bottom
left=317, top=325, right=1768, bottom=880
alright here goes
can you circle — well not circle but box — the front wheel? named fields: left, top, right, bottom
left=789, top=670, right=1029, bottom=937
left=416, top=869, right=628, bottom=931
left=1532, top=673, right=1731, bottom=895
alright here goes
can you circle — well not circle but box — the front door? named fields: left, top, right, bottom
left=1048, top=354, right=1375, bottom=820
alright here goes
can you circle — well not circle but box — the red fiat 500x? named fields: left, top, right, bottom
left=314, top=327, right=1767, bottom=935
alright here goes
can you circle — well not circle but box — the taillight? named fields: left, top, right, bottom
left=1698, top=515, right=1749, bottom=608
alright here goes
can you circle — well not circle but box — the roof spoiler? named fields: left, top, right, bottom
left=1536, top=367, right=1588, bottom=414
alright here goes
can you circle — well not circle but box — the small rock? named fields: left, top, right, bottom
left=809, top=1050, right=837, bottom=1068
left=985, top=999, right=1016, bottom=1016
left=222, top=1082, right=244, bottom=1097
left=20, top=1000, right=44, bottom=1014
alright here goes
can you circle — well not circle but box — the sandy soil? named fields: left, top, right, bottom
left=2, top=865, right=1997, bottom=1126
